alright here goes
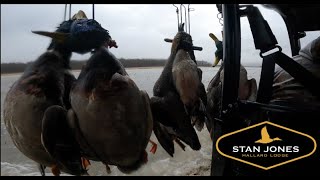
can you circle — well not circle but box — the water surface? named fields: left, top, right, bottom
left=1, top=66, right=261, bottom=176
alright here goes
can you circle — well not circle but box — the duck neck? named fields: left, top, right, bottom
left=49, top=45, right=72, bottom=69
left=57, top=48, right=72, bottom=69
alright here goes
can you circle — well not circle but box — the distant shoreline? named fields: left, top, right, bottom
left=0, top=66, right=163, bottom=76
left=1, top=65, right=262, bottom=76
left=1, top=59, right=214, bottom=74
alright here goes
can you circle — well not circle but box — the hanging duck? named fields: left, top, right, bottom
left=206, top=33, right=258, bottom=137
left=171, top=39, right=207, bottom=131
left=151, top=23, right=207, bottom=156
left=3, top=10, right=98, bottom=176
left=67, top=45, right=154, bottom=174
left=3, top=9, right=120, bottom=176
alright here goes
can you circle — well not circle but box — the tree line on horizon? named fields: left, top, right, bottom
left=1, top=58, right=212, bottom=74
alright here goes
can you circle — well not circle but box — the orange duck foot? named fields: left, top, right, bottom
left=51, top=164, right=61, bottom=176
left=81, top=157, right=91, bottom=170
left=149, top=140, right=158, bottom=154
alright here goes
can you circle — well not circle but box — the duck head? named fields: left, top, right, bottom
left=167, top=23, right=201, bottom=62
left=209, top=33, right=223, bottom=67
left=32, top=10, right=117, bottom=55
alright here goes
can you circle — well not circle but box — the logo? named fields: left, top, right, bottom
left=216, top=121, right=317, bottom=170
left=255, top=126, right=282, bottom=144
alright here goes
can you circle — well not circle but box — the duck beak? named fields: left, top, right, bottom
left=210, top=33, right=222, bottom=67
left=212, top=56, right=221, bottom=67
left=209, top=33, right=219, bottom=43
left=72, top=10, right=88, bottom=20
left=31, top=31, right=69, bottom=43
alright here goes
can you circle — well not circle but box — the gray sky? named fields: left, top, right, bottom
left=1, top=4, right=319, bottom=65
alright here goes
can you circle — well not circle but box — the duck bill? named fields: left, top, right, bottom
left=209, top=33, right=219, bottom=43
left=72, top=10, right=88, bottom=20
left=212, top=56, right=221, bottom=67
left=32, top=31, right=69, bottom=43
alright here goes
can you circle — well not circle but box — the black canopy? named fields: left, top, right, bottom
left=263, top=4, right=320, bottom=55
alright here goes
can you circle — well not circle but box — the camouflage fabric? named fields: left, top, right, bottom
left=272, top=36, right=320, bottom=108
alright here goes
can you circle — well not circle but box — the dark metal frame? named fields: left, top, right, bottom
left=210, top=4, right=319, bottom=176
left=220, top=4, right=241, bottom=127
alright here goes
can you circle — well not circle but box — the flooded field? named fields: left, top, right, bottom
left=1, top=66, right=261, bottom=176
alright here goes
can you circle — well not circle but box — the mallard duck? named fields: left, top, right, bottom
left=207, top=33, right=257, bottom=100
left=3, top=10, right=118, bottom=176
left=172, top=48, right=207, bottom=131
left=151, top=24, right=206, bottom=156
left=206, top=33, right=257, bottom=137
left=67, top=46, right=154, bottom=174
left=3, top=29, right=83, bottom=177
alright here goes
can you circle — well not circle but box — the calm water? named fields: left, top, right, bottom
left=1, top=66, right=261, bottom=176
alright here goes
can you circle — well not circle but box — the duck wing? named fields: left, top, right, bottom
left=192, top=70, right=208, bottom=132
left=41, top=105, right=86, bottom=175
left=67, top=109, right=100, bottom=161
left=172, top=59, right=200, bottom=108
left=150, top=95, right=176, bottom=156
left=172, top=60, right=207, bottom=130
left=153, top=121, right=175, bottom=157
left=150, top=96, right=177, bottom=127
left=151, top=95, right=192, bottom=156
left=207, top=65, right=223, bottom=92
left=140, top=90, right=154, bottom=148
left=206, top=81, right=223, bottom=137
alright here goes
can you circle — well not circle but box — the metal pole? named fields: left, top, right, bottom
left=188, top=5, right=195, bottom=35
left=64, top=4, right=67, bottom=21
left=221, top=6, right=241, bottom=110
left=180, top=4, right=183, bottom=26
left=210, top=4, right=241, bottom=176
left=182, top=4, right=187, bottom=33
left=188, top=4, right=191, bottom=34
left=69, top=4, right=72, bottom=19
left=173, top=4, right=179, bottom=31
left=92, top=4, right=95, bottom=20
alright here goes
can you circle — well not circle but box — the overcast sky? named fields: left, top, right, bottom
left=1, top=4, right=319, bottom=65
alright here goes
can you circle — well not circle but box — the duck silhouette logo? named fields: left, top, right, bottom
left=255, top=126, right=282, bottom=144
